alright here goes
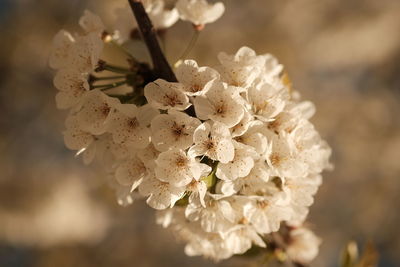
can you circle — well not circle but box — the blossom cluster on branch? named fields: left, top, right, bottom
left=50, top=0, right=331, bottom=264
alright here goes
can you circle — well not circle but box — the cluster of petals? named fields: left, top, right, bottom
left=148, top=47, right=331, bottom=261
left=51, top=9, right=330, bottom=263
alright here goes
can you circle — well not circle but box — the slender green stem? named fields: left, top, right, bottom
left=103, top=65, right=131, bottom=74
left=92, top=75, right=127, bottom=81
left=110, top=39, right=134, bottom=58
left=177, top=29, right=200, bottom=63
left=91, top=80, right=127, bottom=91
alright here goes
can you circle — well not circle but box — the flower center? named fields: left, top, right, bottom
left=270, top=153, right=282, bottom=166
left=100, top=103, right=110, bottom=117
left=128, top=117, right=139, bottom=129
left=190, top=84, right=202, bottom=92
left=164, top=93, right=182, bottom=107
left=175, top=155, right=187, bottom=167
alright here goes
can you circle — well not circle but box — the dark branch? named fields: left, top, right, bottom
left=128, top=0, right=177, bottom=82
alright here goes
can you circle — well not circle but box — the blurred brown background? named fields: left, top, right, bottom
left=0, top=0, right=399, bottom=266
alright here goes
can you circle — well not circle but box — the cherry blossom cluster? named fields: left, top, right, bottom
left=153, top=47, right=331, bottom=260
left=50, top=1, right=331, bottom=263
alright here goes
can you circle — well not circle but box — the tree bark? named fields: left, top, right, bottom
left=128, top=0, right=177, bottom=82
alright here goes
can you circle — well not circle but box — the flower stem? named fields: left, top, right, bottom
left=91, top=75, right=127, bottom=81
left=91, top=80, right=127, bottom=91
left=176, top=29, right=200, bottom=64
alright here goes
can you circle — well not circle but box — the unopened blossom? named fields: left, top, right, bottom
left=115, top=155, right=148, bottom=189
left=175, top=60, right=220, bottom=96
left=49, top=30, right=75, bottom=70
left=155, top=149, right=211, bottom=187
left=144, top=79, right=190, bottom=111
left=176, top=0, right=225, bottom=27
left=79, top=10, right=105, bottom=35
left=151, top=111, right=201, bottom=152
left=53, top=68, right=89, bottom=109
left=139, top=174, right=186, bottom=210
left=108, top=103, right=158, bottom=149
left=193, top=80, right=244, bottom=127
left=286, top=227, right=321, bottom=264
left=216, top=141, right=258, bottom=181
left=189, top=121, right=234, bottom=163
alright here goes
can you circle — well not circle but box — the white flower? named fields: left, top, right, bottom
left=138, top=174, right=186, bottom=210
left=175, top=60, right=219, bottom=96
left=136, top=143, right=160, bottom=170
left=289, top=120, right=332, bottom=174
left=108, top=103, right=158, bottom=149
left=267, top=101, right=316, bottom=134
left=186, top=179, right=208, bottom=207
left=149, top=0, right=179, bottom=29
left=216, top=141, right=258, bottom=181
left=260, top=53, right=283, bottom=82
left=155, top=149, right=211, bottom=187
left=67, top=33, right=104, bottom=73
left=286, top=227, right=321, bottom=264
left=75, top=89, right=120, bottom=135
left=219, top=160, right=270, bottom=196
left=217, top=46, right=266, bottom=88
left=223, top=224, right=266, bottom=254
left=231, top=109, right=253, bottom=137
left=185, top=194, right=237, bottom=234
left=265, top=133, right=307, bottom=178
left=144, top=79, right=190, bottom=111
left=176, top=0, right=225, bottom=27
left=63, top=114, right=94, bottom=154
left=151, top=111, right=201, bottom=152
left=79, top=10, right=105, bottom=35
left=234, top=121, right=269, bottom=154
left=188, top=121, right=234, bottom=163
left=284, top=174, right=322, bottom=225
left=49, top=30, right=75, bottom=70
left=63, top=117, right=117, bottom=165
left=115, top=155, right=148, bottom=190
left=184, top=229, right=233, bottom=261
left=193, top=80, right=244, bottom=127
left=53, top=69, right=89, bottom=109
left=247, top=82, right=288, bottom=122
left=242, top=196, right=291, bottom=235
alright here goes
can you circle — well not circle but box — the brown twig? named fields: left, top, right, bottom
left=128, top=0, right=177, bottom=82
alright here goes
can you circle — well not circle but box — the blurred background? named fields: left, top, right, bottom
left=0, top=0, right=399, bottom=266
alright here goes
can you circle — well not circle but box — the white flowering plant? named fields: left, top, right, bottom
left=50, top=0, right=332, bottom=265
